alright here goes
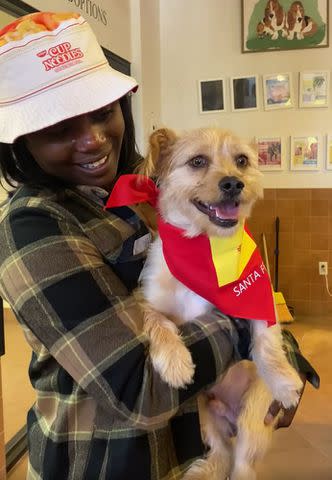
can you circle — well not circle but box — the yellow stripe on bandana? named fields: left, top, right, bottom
left=209, top=224, right=257, bottom=287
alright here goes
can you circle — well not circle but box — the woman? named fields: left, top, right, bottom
left=0, top=11, right=317, bottom=480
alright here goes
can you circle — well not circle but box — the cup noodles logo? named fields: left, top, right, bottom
left=37, top=42, right=84, bottom=72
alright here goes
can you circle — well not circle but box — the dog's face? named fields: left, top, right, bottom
left=141, top=128, right=263, bottom=238
left=290, top=1, right=304, bottom=22
left=266, top=0, right=278, bottom=20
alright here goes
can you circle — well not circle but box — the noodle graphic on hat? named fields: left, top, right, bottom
left=0, top=11, right=137, bottom=143
left=0, top=12, right=80, bottom=46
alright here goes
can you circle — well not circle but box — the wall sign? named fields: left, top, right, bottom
left=67, top=0, right=107, bottom=25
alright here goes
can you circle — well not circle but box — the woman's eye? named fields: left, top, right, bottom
left=45, top=124, right=69, bottom=137
left=235, top=154, right=249, bottom=168
left=92, top=108, right=113, bottom=122
left=188, top=156, right=208, bottom=168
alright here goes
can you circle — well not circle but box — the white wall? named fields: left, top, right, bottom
left=24, top=0, right=131, bottom=60
left=129, top=0, right=161, bottom=154
left=159, top=0, right=332, bottom=188
left=139, top=0, right=162, bottom=151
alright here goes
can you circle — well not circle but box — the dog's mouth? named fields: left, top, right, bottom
left=192, top=198, right=240, bottom=228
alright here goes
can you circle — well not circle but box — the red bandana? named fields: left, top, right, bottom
left=106, top=174, right=276, bottom=326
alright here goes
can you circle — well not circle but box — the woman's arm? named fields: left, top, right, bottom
left=0, top=201, right=238, bottom=429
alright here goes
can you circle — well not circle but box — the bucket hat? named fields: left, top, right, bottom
left=0, top=11, right=138, bottom=143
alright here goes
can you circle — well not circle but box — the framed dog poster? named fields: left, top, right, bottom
left=198, top=78, right=226, bottom=113
left=242, top=0, right=329, bottom=53
left=290, top=135, right=321, bottom=171
left=230, top=75, right=259, bottom=111
left=256, top=136, right=284, bottom=170
left=326, top=135, right=332, bottom=170
left=299, top=71, right=330, bottom=108
left=263, top=73, right=294, bottom=110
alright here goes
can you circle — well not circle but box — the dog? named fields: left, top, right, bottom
left=257, top=0, right=287, bottom=40
left=286, top=1, right=317, bottom=40
left=139, top=128, right=303, bottom=480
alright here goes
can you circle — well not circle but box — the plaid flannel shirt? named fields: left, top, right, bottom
left=0, top=184, right=243, bottom=480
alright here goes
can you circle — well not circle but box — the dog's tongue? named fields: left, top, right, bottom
left=212, top=203, right=239, bottom=219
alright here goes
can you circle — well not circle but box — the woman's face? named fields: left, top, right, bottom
left=25, top=100, right=125, bottom=191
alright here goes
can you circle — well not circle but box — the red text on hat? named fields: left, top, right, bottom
left=37, top=42, right=84, bottom=72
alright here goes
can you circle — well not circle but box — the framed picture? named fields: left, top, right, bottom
left=263, top=73, right=294, bottom=110
left=299, top=71, right=330, bottom=108
left=242, top=0, right=329, bottom=53
left=230, top=75, right=259, bottom=111
left=326, top=135, right=332, bottom=170
left=198, top=78, right=225, bottom=113
left=256, top=136, right=284, bottom=170
left=290, top=135, right=321, bottom=171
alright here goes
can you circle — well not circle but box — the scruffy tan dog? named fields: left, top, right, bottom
left=139, top=128, right=303, bottom=480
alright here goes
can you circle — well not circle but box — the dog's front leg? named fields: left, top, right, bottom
left=143, top=303, right=195, bottom=388
left=250, top=320, right=303, bottom=409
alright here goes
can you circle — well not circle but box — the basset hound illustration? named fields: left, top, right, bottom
left=286, top=1, right=317, bottom=40
left=257, top=0, right=287, bottom=40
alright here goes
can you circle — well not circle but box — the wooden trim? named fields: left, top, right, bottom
left=102, top=48, right=131, bottom=75
left=0, top=0, right=36, bottom=17
left=0, top=299, right=4, bottom=357
left=5, top=426, right=27, bottom=472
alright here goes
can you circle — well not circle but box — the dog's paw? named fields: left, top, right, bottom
left=151, top=342, right=195, bottom=389
left=269, top=367, right=303, bottom=409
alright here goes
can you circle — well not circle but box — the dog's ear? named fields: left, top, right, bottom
left=138, top=128, right=177, bottom=179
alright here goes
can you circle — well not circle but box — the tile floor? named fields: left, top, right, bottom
left=4, top=315, right=332, bottom=479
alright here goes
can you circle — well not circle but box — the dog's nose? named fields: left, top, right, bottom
left=219, top=176, right=244, bottom=196
left=298, top=17, right=302, bottom=22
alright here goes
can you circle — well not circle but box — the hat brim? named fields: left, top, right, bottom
left=0, top=64, right=138, bottom=143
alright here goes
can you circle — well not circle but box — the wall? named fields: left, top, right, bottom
left=24, top=0, right=131, bottom=60
left=159, top=0, right=332, bottom=188
left=248, top=189, right=332, bottom=316
left=129, top=0, right=162, bottom=153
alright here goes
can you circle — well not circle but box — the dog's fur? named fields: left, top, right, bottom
left=286, top=1, right=317, bottom=40
left=257, top=0, right=287, bottom=40
left=139, top=128, right=303, bottom=480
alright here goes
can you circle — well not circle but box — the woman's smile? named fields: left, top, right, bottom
left=77, top=155, right=109, bottom=171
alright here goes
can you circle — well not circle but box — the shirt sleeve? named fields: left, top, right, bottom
left=0, top=201, right=235, bottom=429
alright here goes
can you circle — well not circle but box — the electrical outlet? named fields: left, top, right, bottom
left=319, top=261, right=328, bottom=275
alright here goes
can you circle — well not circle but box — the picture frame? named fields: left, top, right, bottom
left=263, top=73, right=294, bottom=110
left=326, top=135, right=332, bottom=170
left=299, top=71, right=330, bottom=108
left=198, top=78, right=226, bottom=113
left=290, top=135, right=321, bottom=171
left=255, top=136, right=285, bottom=171
left=230, top=75, right=259, bottom=112
left=242, top=0, right=329, bottom=53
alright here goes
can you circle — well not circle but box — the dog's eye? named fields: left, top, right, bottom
left=235, top=154, right=249, bottom=168
left=188, top=156, right=208, bottom=168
